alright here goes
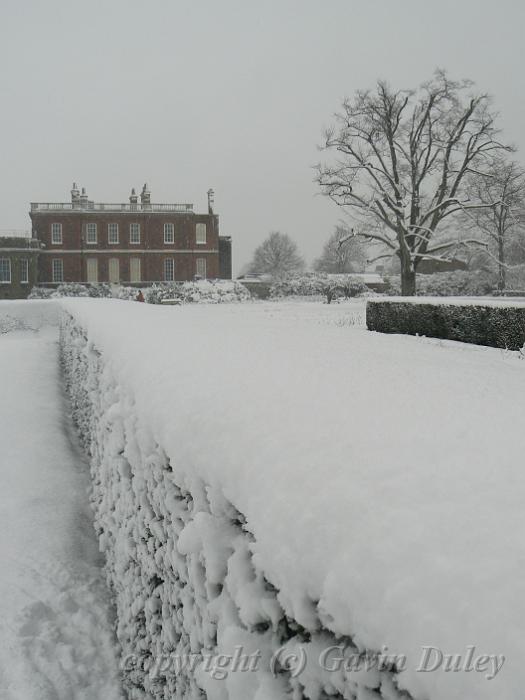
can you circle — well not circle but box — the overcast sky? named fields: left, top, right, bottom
left=1, top=0, right=524, bottom=273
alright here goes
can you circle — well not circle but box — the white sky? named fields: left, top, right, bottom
left=1, top=0, right=524, bottom=274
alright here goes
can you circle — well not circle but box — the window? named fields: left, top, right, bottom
left=0, top=258, right=11, bottom=283
left=164, top=258, right=175, bottom=281
left=129, top=223, right=140, bottom=244
left=196, top=223, right=207, bottom=245
left=86, top=258, right=98, bottom=283
left=51, top=223, right=62, bottom=244
left=130, top=258, right=141, bottom=283
left=108, top=223, right=119, bottom=244
left=52, top=259, right=64, bottom=283
left=20, top=259, right=29, bottom=284
left=164, top=223, right=174, bottom=244
left=196, top=258, right=206, bottom=279
left=108, top=258, right=120, bottom=284
left=86, top=223, right=97, bottom=244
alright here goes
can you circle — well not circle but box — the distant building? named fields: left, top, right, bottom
left=219, top=235, right=232, bottom=280
left=29, top=184, right=232, bottom=286
left=417, top=258, right=468, bottom=274
left=0, top=235, right=40, bottom=299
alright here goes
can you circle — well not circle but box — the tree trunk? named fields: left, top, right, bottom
left=497, top=236, right=506, bottom=292
left=400, top=255, right=417, bottom=296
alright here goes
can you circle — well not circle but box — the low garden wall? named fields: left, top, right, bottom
left=367, top=297, right=525, bottom=350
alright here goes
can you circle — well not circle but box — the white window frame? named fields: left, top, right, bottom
left=20, top=258, right=29, bottom=284
left=129, top=223, right=141, bottom=244
left=51, top=223, right=62, bottom=244
left=108, top=223, right=119, bottom=244
left=164, top=223, right=174, bottom=244
left=196, top=223, right=207, bottom=245
left=164, top=258, right=175, bottom=282
left=196, top=258, right=206, bottom=279
left=0, top=258, right=11, bottom=284
left=52, top=259, right=64, bottom=283
left=86, top=222, right=97, bottom=244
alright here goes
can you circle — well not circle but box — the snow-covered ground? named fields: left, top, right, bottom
left=60, top=297, right=525, bottom=700
left=0, top=301, right=123, bottom=700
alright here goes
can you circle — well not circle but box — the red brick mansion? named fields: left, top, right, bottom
left=28, top=183, right=232, bottom=288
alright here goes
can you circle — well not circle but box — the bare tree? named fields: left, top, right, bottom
left=316, top=70, right=511, bottom=295
left=313, top=224, right=366, bottom=273
left=247, top=231, right=305, bottom=278
left=464, top=158, right=525, bottom=291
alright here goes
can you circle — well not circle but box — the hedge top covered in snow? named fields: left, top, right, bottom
left=61, top=299, right=525, bottom=700
left=368, top=295, right=525, bottom=307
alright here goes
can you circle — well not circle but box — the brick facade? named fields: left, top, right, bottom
left=29, top=184, right=232, bottom=286
left=0, top=237, right=40, bottom=299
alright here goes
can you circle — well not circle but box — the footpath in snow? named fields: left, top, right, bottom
left=0, top=301, right=123, bottom=700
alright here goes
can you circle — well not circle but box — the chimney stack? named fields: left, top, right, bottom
left=129, top=187, right=138, bottom=208
left=207, top=188, right=215, bottom=215
left=141, top=183, right=151, bottom=208
left=80, top=187, right=88, bottom=208
left=71, top=182, right=80, bottom=208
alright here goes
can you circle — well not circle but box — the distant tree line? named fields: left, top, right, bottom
left=244, top=226, right=367, bottom=280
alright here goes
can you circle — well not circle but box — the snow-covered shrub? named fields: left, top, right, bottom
left=505, top=264, right=525, bottom=292
left=270, top=273, right=327, bottom=297
left=60, top=310, right=412, bottom=700
left=87, top=283, right=113, bottom=298
left=384, top=270, right=496, bottom=296
left=367, top=298, right=525, bottom=350
left=270, top=273, right=368, bottom=301
left=54, top=283, right=91, bottom=297
left=418, top=270, right=495, bottom=296
left=114, top=285, right=143, bottom=301
left=182, top=280, right=251, bottom=303
left=146, top=280, right=251, bottom=305
left=29, top=283, right=114, bottom=299
left=144, top=283, right=183, bottom=304
left=28, top=286, right=54, bottom=299
left=325, top=275, right=368, bottom=302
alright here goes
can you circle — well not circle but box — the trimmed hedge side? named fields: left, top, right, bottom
left=367, top=300, right=525, bottom=350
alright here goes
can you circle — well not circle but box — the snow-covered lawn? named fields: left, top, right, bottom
left=61, top=297, right=525, bottom=700
left=0, top=301, right=123, bottom=700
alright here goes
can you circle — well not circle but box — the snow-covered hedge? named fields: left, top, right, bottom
left=384, top=270, right=496, bottom=297
left=270, top=273, right=368, bottom=300
left=145, top=280, right=251, bottom=305
left=60, top=305, right=410, bottom=700
left=367, top=297, right=525, bottom=350
left=29, top=283, right=113, bottom=299
left=28, top=281, right=251, bottom=304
